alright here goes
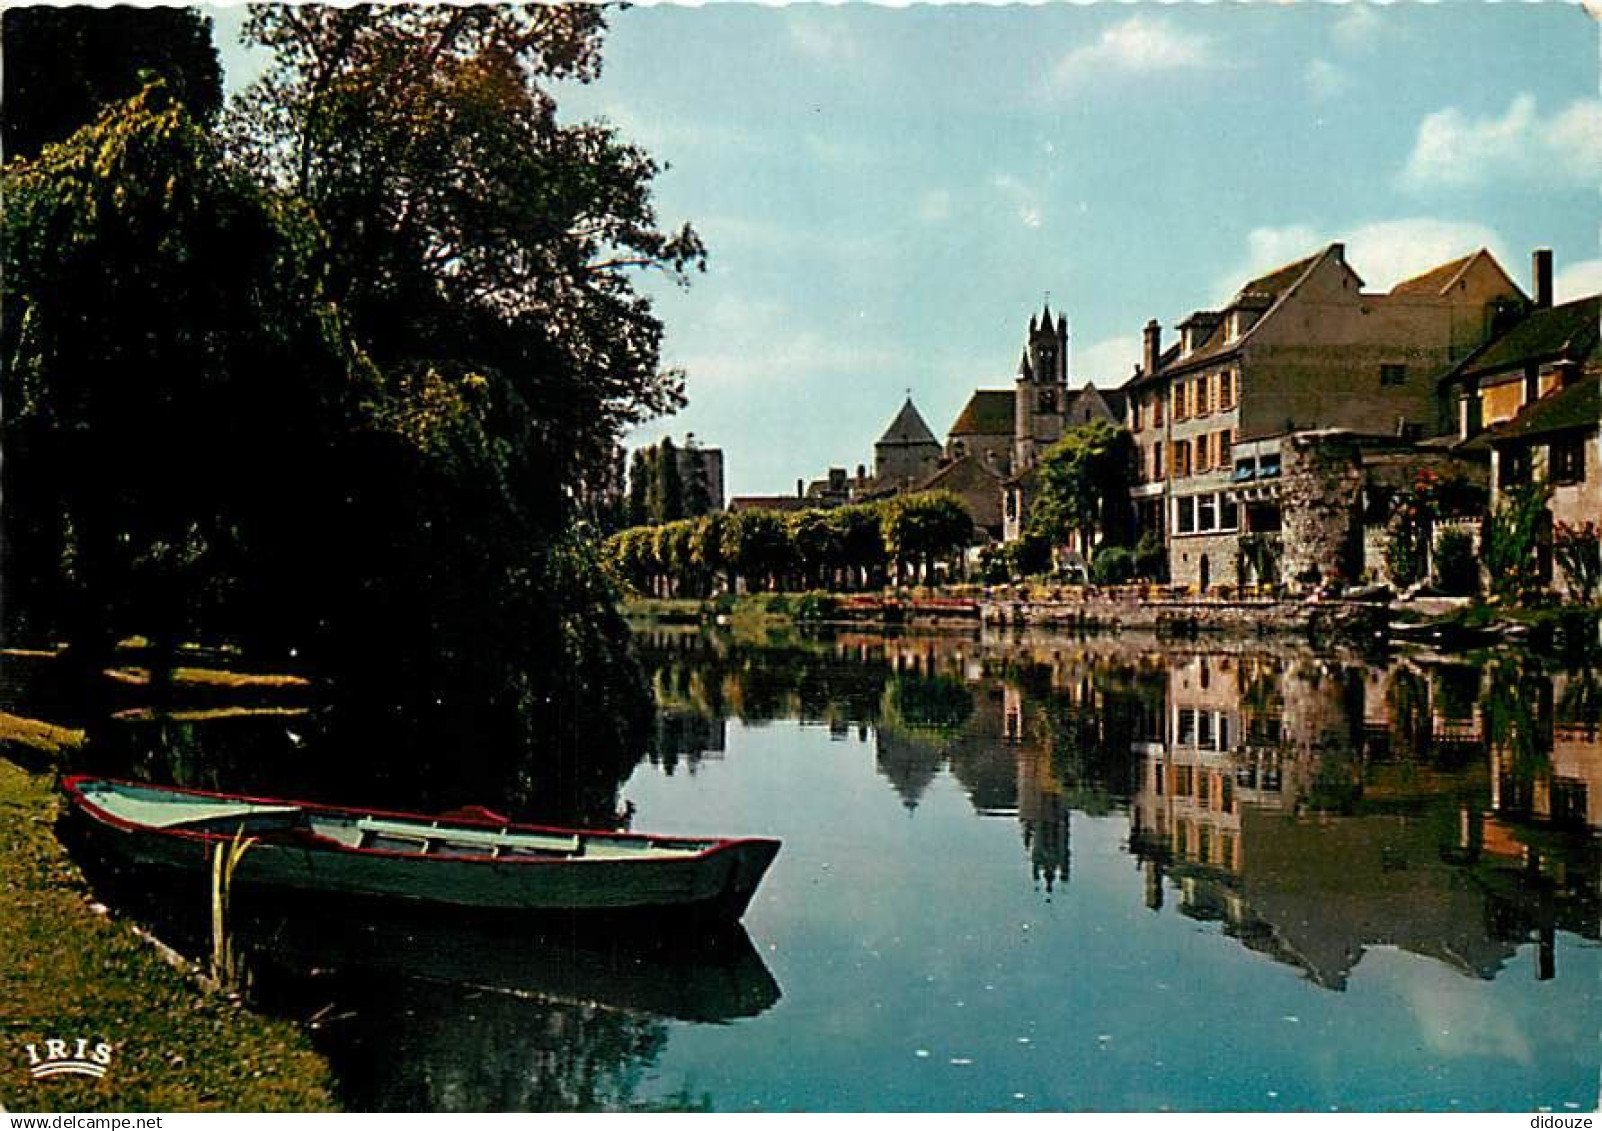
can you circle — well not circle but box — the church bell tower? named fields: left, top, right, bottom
left=1014, top=301, right=1069, bottom=471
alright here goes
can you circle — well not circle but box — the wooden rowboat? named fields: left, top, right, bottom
left=61, top=776, right=780, bottom=925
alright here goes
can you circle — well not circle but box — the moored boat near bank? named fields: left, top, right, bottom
left=61, top=776, right=780, bottom=925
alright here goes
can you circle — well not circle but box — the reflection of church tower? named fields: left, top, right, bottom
left=1014, top=303, right=1070, bottom=471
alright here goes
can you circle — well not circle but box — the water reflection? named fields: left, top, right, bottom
left=637, top=628, right=1602, bottom=989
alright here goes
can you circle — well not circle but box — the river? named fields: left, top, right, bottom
left=69, top=627, right=1602, bottom=1111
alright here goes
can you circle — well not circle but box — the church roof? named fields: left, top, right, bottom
left=949, top=389, right=1016, bottom=437
left=876, top=397, right=940, bottom=447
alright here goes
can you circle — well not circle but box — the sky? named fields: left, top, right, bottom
left=210, top=3, right=1602, bottom=498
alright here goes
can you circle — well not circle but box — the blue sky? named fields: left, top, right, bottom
left=212, top=3, right=1602, bottom=498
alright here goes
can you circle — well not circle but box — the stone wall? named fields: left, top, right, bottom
left=1280, top=434, right=1365, bottom=588
left=1169, top=532, right=1240, bottom=590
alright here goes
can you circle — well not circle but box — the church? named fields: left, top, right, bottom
left=857, top=303, right=1126, bottom=542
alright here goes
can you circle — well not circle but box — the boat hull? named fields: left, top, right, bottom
left=62, top=779, right=779, bottom=925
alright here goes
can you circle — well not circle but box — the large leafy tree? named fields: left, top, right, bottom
left=219, top=6, right=706, bottom=810
left=227, top=5, right=703, bottom=485
left=1027, top=420, right=1136, bottom=556
left=1, top=6, right=223, bottom=160
left=2, top=84, right=363, bottom=688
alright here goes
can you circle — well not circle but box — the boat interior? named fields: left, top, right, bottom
left=76, top=780, right=713, bottom=861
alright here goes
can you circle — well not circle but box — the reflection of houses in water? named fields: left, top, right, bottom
left=1128, top=652, right=1602, bottom=989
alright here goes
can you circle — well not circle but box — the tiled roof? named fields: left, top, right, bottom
left=1232, top=250, right=1324, bottom=304
left=1489, top=377, right=1599, bottom=444
left=877, top=397, right=940, bottom=447
left=1456, top=295, right=1601, bottom=382
left=728, top=495, right=811, bottom=513
left=949, top=389, right=1016, bottom=436
left=1389, top=253, right=1476, bottom=296
left=1153, top=247, right=1334, bottom=379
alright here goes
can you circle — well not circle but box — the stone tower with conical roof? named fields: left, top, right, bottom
left=1014, top=303, right=1070, bottom=471
left=874, top=396, right=942, bottom=490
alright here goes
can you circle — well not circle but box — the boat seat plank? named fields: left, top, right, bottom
left=354, top=817, right=582, bottom=856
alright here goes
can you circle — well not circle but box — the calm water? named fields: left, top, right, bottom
left=65, top=629, right=1602, bottom=1111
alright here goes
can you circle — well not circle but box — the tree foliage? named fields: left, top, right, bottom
left=605, top=493, right=972, bottom=597
left=1026, top=420, right=1135, bottom=553
left=1, top=6, right=223, bottom=160
left=2, top=84, right=363, bottom=676
left=4, top=6, right=708, bottom=817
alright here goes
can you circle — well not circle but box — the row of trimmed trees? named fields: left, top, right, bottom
left=606, top=493, right=973, bottom=597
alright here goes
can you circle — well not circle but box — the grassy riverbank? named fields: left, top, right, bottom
left=0, top=702, right=335, bottom=1111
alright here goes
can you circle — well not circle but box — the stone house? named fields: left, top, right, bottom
left=1119, top=242, right=1526, bottom=590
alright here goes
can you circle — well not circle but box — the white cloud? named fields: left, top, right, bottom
left=918, top=189, right=953, bottom=225
left=1401, top=94, right=1602, bottom=192
left=1305, top=58, right=1349, bottom=101
left=1215, top=219, right=1510, bottom=300
left=1330, top=4, right=1385, bottom=52
left=786, top=16, right=862, bottom=66
left=1554, top=257, right=1602, bottom=302
left=1075, top=335, right=1143, bottom=385
left=991, top=174, right=1045, bottom=230
left=1051, top=17, right=1215, bottom=89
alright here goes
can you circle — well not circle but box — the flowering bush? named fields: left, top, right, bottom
left=1384, top=468, right=1485, bottom=587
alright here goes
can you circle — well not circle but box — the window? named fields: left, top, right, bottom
left=1499, top=448, right=1531, bottom=488
left=1380, top=364, right=1408, bottom=387
left=1174, top=440, right=1192, bottom=478
left=1197, top=494, right=1217, bottom=531
left=1153, top=395, right=1164, bottom=426
left=1131, top=400, right=1143, bottom=432
left=1234, top=458, right=1255, bottom=483
left=1198, top=712, right=1214, bottom=748
left=1219, top=370, right=1235, bottom=410
left=1005, top=490, right=1018, bottom=520
left=1152, top=442, right=1165, bottom=481
left=1178, top=710, right=1197, bottom=746
left=1196, top=433, right=1211, bottom=472
left=1218, top=429, right=1233, bottom=465
left=1174, top=383, right=1188, bottom=421
left=1258, top=452, right=1281, bottom=479
left=1552, top=436, right=1586, bottom=485
left=1220, top=498, right=1240, bottom=531
left=1176, top=496, right=1195, bottom=534
left=1195, top=376, right=1210, bottom=417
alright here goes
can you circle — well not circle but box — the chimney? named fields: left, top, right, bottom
left=1142, top=319, right=1161, bottom=376
left=856, top=463, right=866, bottom=480
left=796, top=478, right=804, bottom=498
left=1533, top=249, right=1553, bottom=309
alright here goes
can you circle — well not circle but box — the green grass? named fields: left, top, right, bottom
left=0, top=755, right=335, bottom=1112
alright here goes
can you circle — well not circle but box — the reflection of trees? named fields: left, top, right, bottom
left=306, top=975, right=700, bottom=1112
left=887, top=674, right=973, bottom=736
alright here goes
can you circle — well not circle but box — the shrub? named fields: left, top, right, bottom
left=1133, top=530, right=1167, bottom=581
left=1091, top=545, right=1135, bottom=585
left=1432, top=528, right=1478, bottom=596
